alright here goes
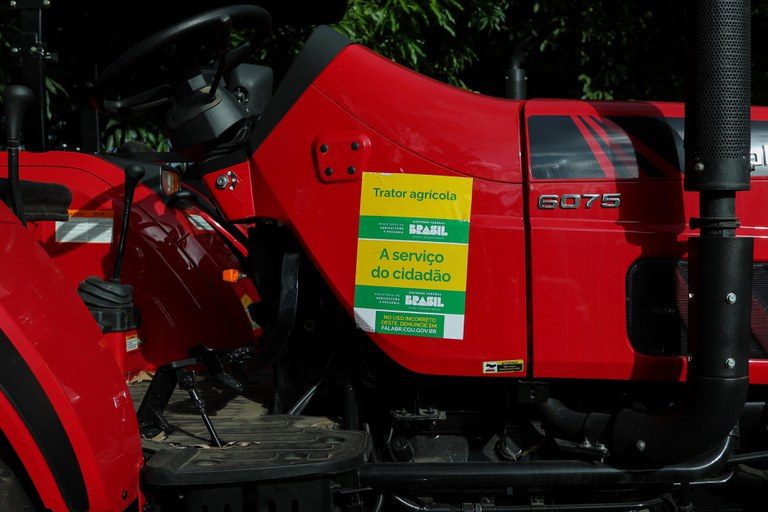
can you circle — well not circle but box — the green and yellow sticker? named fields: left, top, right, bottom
left=354, top=173, right=473, bottom=339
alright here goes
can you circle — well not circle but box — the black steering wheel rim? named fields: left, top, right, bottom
left=94, top=5, right=272, bottom=110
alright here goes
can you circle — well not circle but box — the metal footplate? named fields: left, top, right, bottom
left=143, top=415, right=369, bottom=487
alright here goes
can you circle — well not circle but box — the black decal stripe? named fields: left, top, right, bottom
left=580, top=117, right=633, bottom=179
left=0, top=330, right=89, bottom=511
left=603, top=116, right=683, bottom=176
left=589, top=116, right=665, bottom=178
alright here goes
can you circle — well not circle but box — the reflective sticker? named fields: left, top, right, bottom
left=187, top=214, right=215, bottom=231
left=55, top=210, right=113, bottom=244
left=125, top=331, right=141, bottom=352
left=354, top=173, right=472, bottom=340
left=482, top=360, right=524, bottom=374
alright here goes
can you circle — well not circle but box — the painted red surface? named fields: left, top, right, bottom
left=0, top=151, right=261, bottom=374
left=524, top=100, right=768, bottom=383
left=0, top=201, right=141, bottom=510
left=242, top=45, right=768, bottom=382
left=249, top=45, right=529, bottom=377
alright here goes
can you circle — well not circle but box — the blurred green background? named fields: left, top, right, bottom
left=1, top=0, right=767, bottom=150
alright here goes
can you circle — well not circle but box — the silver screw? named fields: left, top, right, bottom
left=9, top=1, right=16, bottom=6
left=726, top=293, right=737, bottom=304
left=10, top=47, right=19, bottom=54
left=725, top=358, right=736, bottom=369
left=636, top=440, right=646, bottom=452
left=215, top=175, right=228, bottom=189
left=42, top=0, right=50, bottom=5
left=694, top=162, right=705, bottom=172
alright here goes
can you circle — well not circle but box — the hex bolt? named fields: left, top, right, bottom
left=636, top=440, right=646, bottom=452
left=324, top=167, right=334, bottom=176
left=725, top=358, right=736, bottom=369
left=726, top=292, right=737, bottom=304
left=694, top=162, right=705, bottom=172
left=347, top=166, right=356, bottom=175
left=351, top=141, right=360, bottom=151
left=215, top=175, right=228, bottom=189
left=319, top=144, right=329, bottom=153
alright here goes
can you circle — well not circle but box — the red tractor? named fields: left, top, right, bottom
left=0, top=0, right=766, bottom=510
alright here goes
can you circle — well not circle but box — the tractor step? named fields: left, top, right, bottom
left=143, top=415, right=369, bottom=487
left=128, top=379, right=369, bottom=488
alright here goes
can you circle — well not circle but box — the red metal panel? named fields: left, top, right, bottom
left=0, top=202, right=141, bottom=511
left=314, top=45, right=524, bottom=184
left=202, top=159, right=256, bottom=221
left=248, top=46, right=528, bottom=377
left=525, top=99, right=768, bottom=383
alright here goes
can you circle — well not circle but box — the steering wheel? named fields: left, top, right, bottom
left=93, top=5, right=272, bottom=114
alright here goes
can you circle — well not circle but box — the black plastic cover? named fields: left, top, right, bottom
left=77, top=276, right=141, bottom=333
left=0, top=179, right=72, bottom=222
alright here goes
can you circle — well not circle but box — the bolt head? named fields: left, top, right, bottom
left=9, top=1, right=16, bottom=6
left=319, top=144, right=329, bottom=153
left=43, top=0, right=50, bottom=5
left=347, top=166, right=356, bottom=175
left=351, top=141, right=360, bottom=151
left=324, top=167, right=333, bottom=176
left=215, top=175, right=228, bottom=189
left=636, top=440, right=646, bottom=452
left=10, top=47, right=19, bottom=54
left=725, top=357, right=736, bottom=369
left=694, top=162, right=705, bottom=172
left=726, top=292, right=737, bottom=304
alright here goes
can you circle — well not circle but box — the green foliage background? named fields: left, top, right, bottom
left=2, top=1, right=768, bottom=149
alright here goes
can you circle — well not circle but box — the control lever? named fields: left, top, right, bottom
left=113, top=164, right=145, bottom=281
left=2, top=86, right=35, bottom=224
left=206, top=14, right=233, bottom=103
left=177, top=369, right=224, bottom=447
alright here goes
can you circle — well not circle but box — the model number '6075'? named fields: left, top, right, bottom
left=537, top=193, right=621, bottom=210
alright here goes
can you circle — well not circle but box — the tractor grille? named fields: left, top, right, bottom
left=626, top=259, right=768, bottom=358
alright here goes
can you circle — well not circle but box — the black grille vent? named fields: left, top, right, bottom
left=627, top=259, right=768, bottom=358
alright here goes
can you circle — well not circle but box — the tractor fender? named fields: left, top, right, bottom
left=0, top=203, right=142, bottom=511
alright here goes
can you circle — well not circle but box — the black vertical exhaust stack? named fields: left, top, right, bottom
left=609, top=0, right=754, bottom=463
left=680, top=0, right=753, bottom=455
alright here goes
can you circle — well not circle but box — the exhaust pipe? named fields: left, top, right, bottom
left=538, top=0, right=753, bottom=465
left=612, top=0, right=753, bottom=464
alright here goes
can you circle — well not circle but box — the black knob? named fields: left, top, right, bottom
left=167, top=189, right=194, bottom=209
left=2, top=85, right=34, bottom=143
left=124, top=163, right=146, bottom=185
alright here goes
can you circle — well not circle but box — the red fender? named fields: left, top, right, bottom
left=0, top=202, right=142, bottom=511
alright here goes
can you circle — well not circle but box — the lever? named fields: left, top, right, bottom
left=206, top=14, right=233, bottom=103
left=177, top=369, right=224, bottom=447
left=113, top=164, right=145, bottom=281
left=2, top=85, right=35, bottom=224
